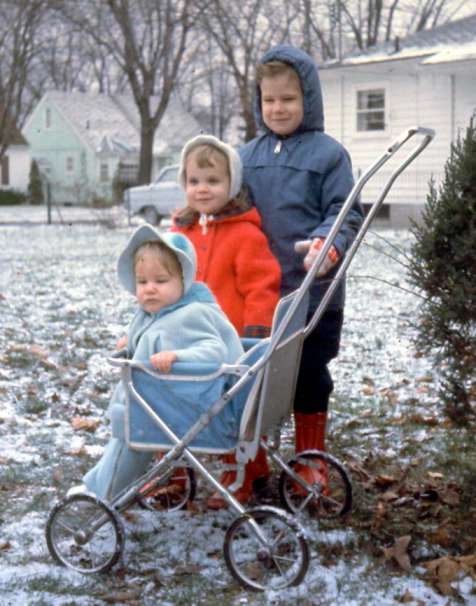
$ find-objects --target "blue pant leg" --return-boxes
[83,437,153,501]
[294,309,344,413]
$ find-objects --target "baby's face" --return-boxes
[135,251,183,314]
[260,72,304,137]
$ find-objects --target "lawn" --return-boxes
[0,222,474,605]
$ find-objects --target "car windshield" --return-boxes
[156,167,178,183]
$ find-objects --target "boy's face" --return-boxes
[260,72,304,137]
[135,250,183,314]
[185,151,230,214]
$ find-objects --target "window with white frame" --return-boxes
[45,108,51,129]
[100,162,109,182]
[356,88,385,131]
[66,156,74,173]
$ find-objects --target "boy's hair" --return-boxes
[175,143,250,224]
[133,241,182,279]
[256,60,303,91]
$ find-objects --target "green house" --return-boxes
[22,91,200,205]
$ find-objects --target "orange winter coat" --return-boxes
[172,207,281,336]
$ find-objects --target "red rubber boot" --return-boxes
[207,447,269,510]
[294,412,328,491]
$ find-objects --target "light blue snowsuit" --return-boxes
[83,226,243,500]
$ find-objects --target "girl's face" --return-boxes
[135,250,183,314]
[260,72,304,137]
[185,151,230,215]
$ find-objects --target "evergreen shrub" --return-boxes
[408,119,476,422]
[0,189,27,205]
[28,160,44,205]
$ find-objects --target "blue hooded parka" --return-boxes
[240,45,363,312]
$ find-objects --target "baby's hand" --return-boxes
[150,351,178,373]
[116,335,128,350]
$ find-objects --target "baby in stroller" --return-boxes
[69,224,244,501]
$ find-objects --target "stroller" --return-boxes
[45,126,434,591]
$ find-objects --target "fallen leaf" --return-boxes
[423,556,462,596]
[390,535,412,572]
[71,416,100,432]
[429,526,453,548]
[415,375,434,383]
[399,589,415,603]
[374,474,396,488]
[174,563,201,576]
[428,471,444,480]
[440,487,460,506]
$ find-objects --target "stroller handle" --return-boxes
[302,125,435,336]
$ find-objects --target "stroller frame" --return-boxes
[46,126,435,591]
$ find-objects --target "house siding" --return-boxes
[23,97,95,204]
[0,145,30,192]
[321,63,476,213]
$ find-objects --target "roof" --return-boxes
[323,13,476,68]
[34,91,200,156]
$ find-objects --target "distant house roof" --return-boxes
[38,91,200,156]
[323,13,476,68]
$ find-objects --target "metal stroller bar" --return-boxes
[256,126,435,350]
[304,126,435,336]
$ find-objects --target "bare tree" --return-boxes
[0,0,50,161]
[175,34,240,140]
[59,0,192,184]
[294,0,468,60]
[197,0,299,141]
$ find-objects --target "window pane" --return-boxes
[357,111,385,131]
[357,89,384,110]
[100,163,109,181]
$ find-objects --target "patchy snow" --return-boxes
[0,219,474,605]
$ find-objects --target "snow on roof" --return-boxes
[422,41,476,64]
[324,13,476,68]
[45,90,200,156]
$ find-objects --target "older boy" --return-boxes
[240,45,363,487]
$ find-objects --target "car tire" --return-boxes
[143,207,161,226]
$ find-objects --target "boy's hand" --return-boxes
[295,238,339,276]
[116,335,128,350]
[150,351,178,373]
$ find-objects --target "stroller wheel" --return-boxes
[137,466,196,512]
[46,493,124,574]
[279,450,352,518]
[223,506,309,591]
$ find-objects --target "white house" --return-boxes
[0,121,30,194]
[22,92,201,205]
[319,13,476,225]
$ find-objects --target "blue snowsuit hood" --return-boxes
[240,45,363,311]
[254,45,324,134]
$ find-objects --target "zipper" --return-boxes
[274,140,282,154]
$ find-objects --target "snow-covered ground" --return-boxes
[0,212,474,605]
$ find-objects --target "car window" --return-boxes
[157,167,179,183]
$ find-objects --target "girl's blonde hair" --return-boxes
[133,241,182,279]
